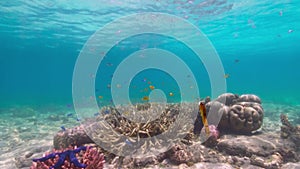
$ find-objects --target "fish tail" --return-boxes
[199,102,210,136]
[204,124,210,136]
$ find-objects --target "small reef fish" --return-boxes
[66,113,73,117]
[94,112,100,116]
[224,74,230,79]
[125,139,133,146]
[61,126,66,131]
[98,95,103,99]
[199,102,210,136]
[142,96,150,101]
[106,62,113,67]
[116,84,122,88]
[149,85,155,90]
[123,111,129,116]
[169,92,174,96]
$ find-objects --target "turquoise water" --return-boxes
[1,0,300,108]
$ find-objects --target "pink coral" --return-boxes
[202,125,220,147]
[208,125,220,139]
[30,146,104,169]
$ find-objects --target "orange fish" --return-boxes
[199,102,210,136]
[142,96,149,101]
[149,85,155,90]
[224,74,230,79]
[116,84,121,88]
[169,92,174,96]
[98,95,103,99]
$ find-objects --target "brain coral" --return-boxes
[206,93,264,134]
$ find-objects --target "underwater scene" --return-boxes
[0,0,300,168]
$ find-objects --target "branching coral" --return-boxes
[100,103,180,139]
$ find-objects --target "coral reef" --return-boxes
[166,144,192,165]
[30,146,104,169]
[250,153,283,169]
[206,93,264,134]
[101,103,180,138]
[201,125,220,147]
[108,104,175,142]
[12,96,300,169]
[135,102,151,111]
[109,130,299,169]
[280,114,300,148]
[53,125,93,149]
[53,103,198,157]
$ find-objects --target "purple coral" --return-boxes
[30,146,104,169]
[208,125,220,139]
[202,125,220,147]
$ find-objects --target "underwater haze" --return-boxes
[0,0,299,106]
[1,1,300,168]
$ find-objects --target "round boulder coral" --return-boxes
[206,93,264,134]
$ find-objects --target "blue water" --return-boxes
[0,0,300,107]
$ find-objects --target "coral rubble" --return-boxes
[280,114,300,148]
[37,95,300,169]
